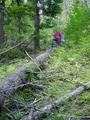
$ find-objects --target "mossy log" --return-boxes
[0,51,50,109]
[21,82,90,120]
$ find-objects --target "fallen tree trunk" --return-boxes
[0,51,50,108]
[21,82,90,120]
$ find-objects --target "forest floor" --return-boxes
[0,34,90,120]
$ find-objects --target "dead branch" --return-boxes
[0,38,33,56]
[11,82,45,91]
[3,105,17,119]
[25,50,42,73]
[20,81,90,120]
[0,41,24,56]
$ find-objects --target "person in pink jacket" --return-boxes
[52,32,65,47]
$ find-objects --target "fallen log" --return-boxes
[20,82,90,120]
[0,51,50,109]
[67,115,90,120]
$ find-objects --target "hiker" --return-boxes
[52,32,65,47]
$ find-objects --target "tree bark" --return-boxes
[0,51,50,109]
[0,0,5,48]
[34,0,40,51]
[20,82,90,120]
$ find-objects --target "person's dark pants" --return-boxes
[52,39,61,47]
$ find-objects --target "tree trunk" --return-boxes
[62,0,75,22]
[0,1,5,48]
[0,51,50,109]
[15,0,22,40]
[34,0,40,51]
[20,82,90,120]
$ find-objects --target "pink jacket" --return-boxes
[54,32,62,41]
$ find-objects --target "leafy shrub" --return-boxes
[64,3,90,46]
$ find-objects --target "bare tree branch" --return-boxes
[20,81,90,120]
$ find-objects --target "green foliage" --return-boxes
[5,0,11,7]
[42,43,90,119]
[0,59,27,79]
[4,1,34,50]
[0,112,10,120]
[0,1,90,120]
[41,115,65,120]
[9,4,31,18]
[26,67,36,81]
[7,48,24,59]
[64,3,90,45]
[40,16,56,28]
[43,13,90,117]
[80,35,90,58]
[44,0,62,17]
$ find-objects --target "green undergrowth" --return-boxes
[0,4,90,120]
[41,36,90,119]
[0,59,28,80]
[41,91,90,120]
[0,34,90,120]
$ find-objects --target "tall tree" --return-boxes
[33,0,62,51]
[33,0,40,51]
[0,0,5,48]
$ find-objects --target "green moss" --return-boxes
[0,59,28,80]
